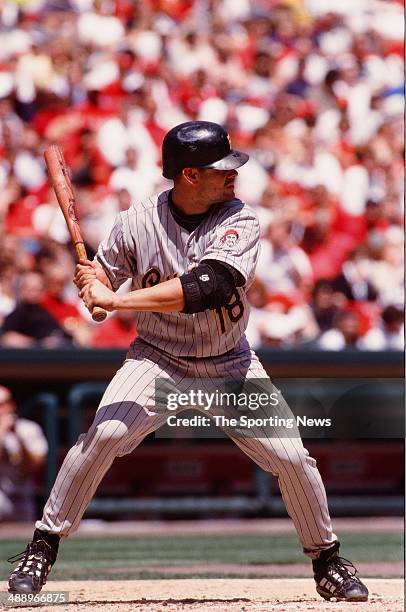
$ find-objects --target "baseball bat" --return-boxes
[44,145,107,322]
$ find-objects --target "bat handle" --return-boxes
[75,242,108,323]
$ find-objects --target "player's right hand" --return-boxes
[80,279,117,312]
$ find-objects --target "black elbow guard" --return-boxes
[180,262,235,313]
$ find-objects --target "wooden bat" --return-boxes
[44,145,107,322]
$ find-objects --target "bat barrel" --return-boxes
[44,145,108,324]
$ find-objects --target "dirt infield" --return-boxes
[5,579,403,612]
[98,561,403,578]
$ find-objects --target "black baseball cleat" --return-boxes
[7,529,59,594]
[313,541,368,602]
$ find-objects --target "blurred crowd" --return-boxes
[0,0,403,350]
[0,385,47,520]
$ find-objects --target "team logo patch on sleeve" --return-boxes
[219,229,239,249]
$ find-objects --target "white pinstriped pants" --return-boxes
[37,339,337,558]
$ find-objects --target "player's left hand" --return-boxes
[80,280,117,312]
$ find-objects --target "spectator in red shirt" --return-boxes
[41,266,91,346]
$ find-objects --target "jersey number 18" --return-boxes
[214,289,244,334]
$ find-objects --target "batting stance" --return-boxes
[8,122,368,602]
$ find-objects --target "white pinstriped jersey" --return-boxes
[95,190,260,357]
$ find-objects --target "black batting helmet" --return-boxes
[162,121,249,179]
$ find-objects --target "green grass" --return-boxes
[0,533,403,581]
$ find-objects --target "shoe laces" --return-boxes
[328,555,358,583]
[7,541,52,580]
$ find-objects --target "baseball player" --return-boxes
[8,121,368,602]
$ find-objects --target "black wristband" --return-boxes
[180,275,203,313]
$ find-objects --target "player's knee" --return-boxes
[98,421,129,444]
[84,421,129,451]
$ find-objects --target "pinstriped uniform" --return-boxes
[37,190,337,557]
[95,190,259,357]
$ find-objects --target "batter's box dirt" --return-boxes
[4,578,403,612]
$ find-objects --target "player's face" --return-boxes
[198,168,238,204]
